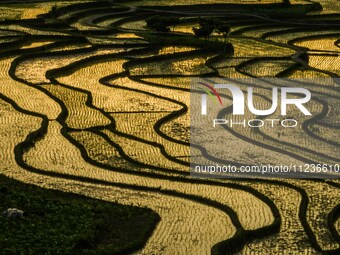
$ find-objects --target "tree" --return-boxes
[192,17,230,43]
[216,24,230,40]
[192,17,215,41]
[192,26,213,41]
[166,16,180,32]
[216,23,230,53]
[146,15,180,33]
[151,22,170,33]
[146,15,161,27]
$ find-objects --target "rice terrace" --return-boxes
[0,0,339,254]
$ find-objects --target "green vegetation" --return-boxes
[192,18,230,42]
[142,16,232,52]
[137,30,221,50]
[191,18,230,53]
[0,174,159,255]
[146,15,180,33]
[192,18,214,41]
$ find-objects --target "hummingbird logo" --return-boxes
[198,82,222,115]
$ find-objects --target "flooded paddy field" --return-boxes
[0,0,339,254]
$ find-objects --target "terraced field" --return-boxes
[0,0,339,254]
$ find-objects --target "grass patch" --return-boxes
[0,174,159,255]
